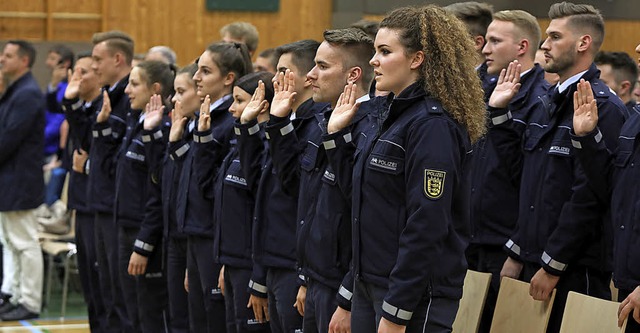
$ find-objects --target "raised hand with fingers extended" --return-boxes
[572,79,599,137]
[144,94,165,130]
[270,70,297,118]
[169,101,188,142]
[240,80,270,124]
[327,83,361,134]
[64,68,82,100]
[489,60,522,109]
[96,90,112,123]
[198,95,212,132]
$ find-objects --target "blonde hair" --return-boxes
[380,5,486,142]
[493,10,541,59]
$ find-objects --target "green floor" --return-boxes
[40,261,88,321]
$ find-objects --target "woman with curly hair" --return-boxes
[325,5,485,333]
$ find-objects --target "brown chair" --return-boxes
[559,291,627,333]
[453,270,492,333]
[42,240,78,319]
[489,277,555,333]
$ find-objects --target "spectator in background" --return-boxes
[132,53,145,67]
[350,19,379,40]
[220,22,259,56]
[595,51,638,113]
[0,40,46,321]
[253,48,277,73]
[145,45,177,66]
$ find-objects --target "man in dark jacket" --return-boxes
[0,40,45,321]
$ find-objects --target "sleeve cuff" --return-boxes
[265,116,294,140]
[133,239,155,257]
[336,284,353,311]
[505,239,522,261]
[487,106,512,126]
[381,300,412,326]
[193,129,216,144]
[234,119,261,137]
[570,128,603,149]
[92,123,113,139]
[141,128,164,143]
[169,141,190,161]
[322,128,353,150]
[540,251,568,276]
[248,279,268,298]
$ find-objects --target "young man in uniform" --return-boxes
[492,3,628,332]
[595,51,638,113]
[471,10,548,332]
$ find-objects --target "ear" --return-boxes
[517,39,530,57]
[151,82,162,94]
[346,66,362,85]
[223,72,236,87]
[410,51,425,70]
[577,34,592,53]
[619,80,632,96]
[474,35,486,52]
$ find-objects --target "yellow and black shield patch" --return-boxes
[424,169,446,199]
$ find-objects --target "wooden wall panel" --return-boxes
[0,0,332,66]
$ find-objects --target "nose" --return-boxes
[306,66,317,81]
[540,37,551,51]
[482,42,490,56]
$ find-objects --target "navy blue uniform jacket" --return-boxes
[572,105,640,290]
[470,65,550,246]
[87,76,130,214]
[491,64,627,275]
[326,82,472,326]
[174,97,234,237]
[0,72,45,211]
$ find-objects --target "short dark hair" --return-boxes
[76,51,93,61]
[595,51,639,87]
[135,60,176,100]
[275,40,320,74]
[444,2,494,39]
[49,44,75,68]
[350,19,379,40]
[257,48,279,72]
[548,2,604,52]
[235,71,275,104]
[92,30,135,65]
[7,40,36,68]
[323,28,375,87]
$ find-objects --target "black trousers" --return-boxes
[522,262,611,333]
[187,235,226,333]
[266,267,303,333]
[75,210,107,332]
[224,266,271,333]
[94,212,132,332]
[118,226,169,333]
[303,278,338,333]
[466,244,507,333]
[351,280,459,333]
[167,236,189,333]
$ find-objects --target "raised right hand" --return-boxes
[143,94,165,130]
[64,68,82,100]
[96,91,111,123]
[327,83,360,134]
[169,101,188,142]
[197,95,212,132]
[240,80,270,124]
[572,79,598,137]
[488,61,522,109]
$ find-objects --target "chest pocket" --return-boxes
[125,140,147,168]
[523,123,546,151]
[301,141,321,172]
[547,127,573,158]
[366,137,405,175]
[615,137,635,167]
[224,159,248,189]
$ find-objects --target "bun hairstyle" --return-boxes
[235,71,275,103]
[206,42,253,84]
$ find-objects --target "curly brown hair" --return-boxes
[380,5,487,142]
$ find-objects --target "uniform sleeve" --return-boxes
[62,97,93,152]
[336,269,354,311]
[542,101,624,275]
[323,127,358,199]
[90,101,128,180]
[0,88,45,165]
[570,127,614,199]
[382,118,467,326]
[134,122,170,257]
[487,106,527,185]
[235,119,265,194]
[191,118,234,200]
[264,115,305,196]
[248,263,268,298]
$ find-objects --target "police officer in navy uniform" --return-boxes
[75,30,134,332]
[325,6,486,332]
[572,51,640,333]
[276,28,374,333]
[64,52,107,332]
[492,3,628,332]
[214,71,274,333]
[173,42,251,333]
[470,10,549,332]
[236,40,326,333]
